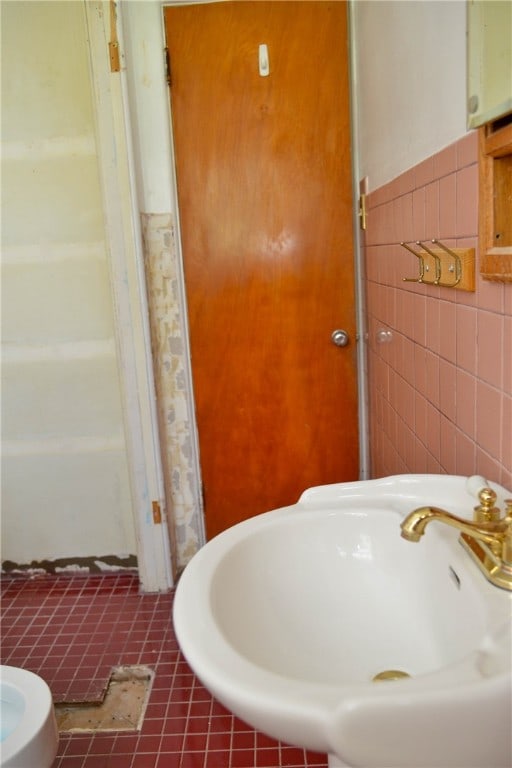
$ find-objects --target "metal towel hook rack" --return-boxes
[400,239,469,289]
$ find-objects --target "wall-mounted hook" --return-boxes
[258,44,270,77]
[400,241,425,282]
[399,239,475,291]
[431,239,462,287]
[417,241,442,284]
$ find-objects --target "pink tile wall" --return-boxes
[364,131,512,490]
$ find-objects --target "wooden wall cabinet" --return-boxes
[479,119,512,282]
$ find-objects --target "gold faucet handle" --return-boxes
[474,487,500,523]
[502,505,512,566]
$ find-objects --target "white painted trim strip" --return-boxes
[84,0,173,591]
[348,0,370,481]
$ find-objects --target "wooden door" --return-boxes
[164,1,359,539]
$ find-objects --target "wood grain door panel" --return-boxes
[165,1,358,538]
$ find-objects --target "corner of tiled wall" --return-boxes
[364,131,512,490]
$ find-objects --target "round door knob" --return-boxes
[331,329,349,347]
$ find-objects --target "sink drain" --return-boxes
[372,669,411,682]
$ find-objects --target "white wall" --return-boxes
[1,1,136,567]
[352,0,468,191]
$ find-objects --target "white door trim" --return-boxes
[84,1,173,591]
[120,0,207,565]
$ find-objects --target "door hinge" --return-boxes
[108,0,121,73]
[358,176,369,231]
[165,47,171,87]
[152,500,162,525]
[109,41,120,72]
[358,193,367,231]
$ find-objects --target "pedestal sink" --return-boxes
[173,474,512,768]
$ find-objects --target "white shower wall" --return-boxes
[1,1,136,568]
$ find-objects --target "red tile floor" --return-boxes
[0,574,328,768]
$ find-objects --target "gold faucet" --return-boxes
[400,487,512,591]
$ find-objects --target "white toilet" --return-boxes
[1,665,58,768]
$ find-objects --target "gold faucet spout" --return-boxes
[401,489,512,591]
[400,506,507,547]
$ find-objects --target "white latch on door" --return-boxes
[258,44,270,77]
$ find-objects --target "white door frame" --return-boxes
[97,0,368,575]
[347,0,370,479]
[84,1,173,592]
[120,0,207,566]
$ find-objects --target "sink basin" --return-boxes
[173,474,512,768]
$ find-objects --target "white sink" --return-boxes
[173,474,512,768]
